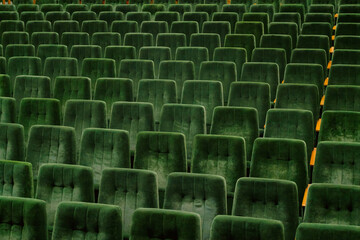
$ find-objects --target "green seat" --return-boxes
[275,83,320,124]
[126,12,151,27]
[222,4,246,20]
[26,20,52,36]
[296,223,360,240]
[280,4,305,24]
[339,4,360,13]
[90,4,113,16]
[202,21,231,46]
[159,104,206,159]
[0,74,10,97]
[124,32,153,56]
[20,11,44,25]
[154,12,180,30]
[224,34,256,61]
[43,57,78,90]
[0,97,15,123]
[228,82,271,130]
[304,13,333,25]
[7,56,42,88]
[297,35,330,61]
[70,45,102,74]
[252,48,287,80]
[190,33,220,61]
[40,4,63,15]
[36,164,94,234]
[65,4,88,15]
[99,11,125,27]
[142,4,166,19]
[137,79,177,123]
[0,20,24,41]
[37,44,68,65]
[309,4,334,14]
[212,12,239,34]
[199,61,236,103]
[71,10,96,26]
[94,77,133,120]
[318,111,360,143]
[273,13,301,32]
[213,47,246,82]
[328,64,360,85]
[45,11,70,24]
[79,128,130,189]
[110,102,154,152]
[156,33,186,58]
[130,208,201,240]
[15,4,38,13]
[332,49,360,65]
[0,196,47,240]
[31,32,59,50]
[334,36,360,50]
[0,57,5,74]
[313,142,360,185]
[26,125,76,182]
[1,31,29,50]
[99,168,158,238]
[323,85,360,112]
[195,4,218,19]
[168,4,192,19]
[52,201,122,240]
[0,5,16,11]
[139,46,171,77]
[290,48,327,78]
[264,109,314,159]
[170,21,199,46]
[181,80,223,125]
[140,20,169,43]
[260,34,292,63]
[105,46,136,71]
[211,107,259,161]
[63,100,107,150]
[337,13,360,23]
[4,44,35,59]
[53,20,80,37]
[159,60,196,101]
[115,4,138,15]
[0,11,19,21]
[269,22,298,50]
[81,58,116,91]
[257,0,279,12]
[81,20,108,37]
[183,12,209,32]
[232,178,298,240]
[0,123,25,161]
[335,23,360,36]
[210,216,285,240]
[111,20,139,43]
[235,21,264,47]
[118,59,154,99]
[243,13,269,34]
[164,172,226,240]
[91,32,121,57]
[250,4,274,23]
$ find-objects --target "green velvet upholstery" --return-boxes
[0,20,24,42]
[296,223,360,240]
[5,44,35,59]
[195,4,218,19]
[140,21,169,42]
[156,33,186,59]
[0,74,11,97]
[111,20,139,43]
[98,168,158,238]
[168,4,192,19]
[328,64,360,86]
[304,183,360,225]
[190,33,220,61]
[137,79,176,123]
[0,97,15,123]
[24,20,49,38]
[210,215,285,240]
[268,23,298,49]
[301,23,332,45]
[7,56,42,87]
[20,11,45,25]
[26,125,76,182]
[1,31,29,50]
[235,21,264,47]
[213,47,247,81]
[183,12,209,33]
[31,32,59,50]
[36,163,94,233]
[0,12,18,22]
[228,82,271,129]
[191,134,246,193]
[323,85,360,112]
[45,11,70,24]
[334,36,360,50]
[0,57,4,74]
[37,44,68,65]
[335,23,360,36]
[212,12,238,34]
[124,33,153,57]
[252,48,287,80]
[290,49,327,78]
[40,4,63,15]
[273,13,301,32]
[90,4,114,16]
[81,58,116,91]
[43,57,78,90]
[110,102,154,152]
[304,13,333,26]
[99,12,125,28]
[275,83,320,124]
[243,13,269,34]
[130,208,201,240]
[0,5,16,11]
[297,35,330,61]
[202,21,231,46]
[52,201,122,240]
[250,4,274,24]
[81,20,108,38]
[0,159,32,197]
[280,4,305,24]
[0,196,47,240]
[139,46,171,77]
[115,4,138,15]
[174,47,206,81]
[104,46,136,71]
[159,104,206,159]
[332,49,360,65]
[318,110,360,142]
[0,123,25,161]
[260,34,292,63]
[79,128,130,189]
[53,20,80,38]
[91,32,121,57]
[70,45,102,74]
[170,21,199,46]
[232,178,298,240]
[257,0,279,12]
[222,4,246,20]
[126,12,151,27]
[154,12,180,28]
[337,13,360,23]
[164,172,227,240]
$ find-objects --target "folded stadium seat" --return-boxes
[194,4,218,19]
[15,4,38,14]
[252,48,287,80]
[0,58,5,74]
[164,172,226,240]
[111,20,139,43]
[139,46,171,77]
[301,22,332,46]
[170,21,199,46]
[264,109,314,160]
[140,21,169,44]
[332,49,360,65]
[124,32,153,57]
[183,12,209,34]
[168,4,192,19]
[98,169,158,238]
[130,208,201,240]
[142,4,166,20]
[40,4,63,15]
[156,33,186,58]
[291,48,327,78]
[126,12,151,28]
[224,34,256,61]
[268,22,298,52]
[280,4,305,24]
[235,21,264,47]
[273,12,301,32]
[79,128,130,190]
[233,178,298,240]
[222,4,246,20]
[82,20,109,37]
[53,20,80,38]
[31,32,59,50]
[91,32,121,57]
[212,13,238,34]
[0,20,24,41]
[81,58,116,92]
[61,32,89,55]
[275,83,320,125]
[35,164,94,236]
[104,46,136,72]
[250,138,308,207]
[154,12,180,30]
[99,11,124,27]
[115,3,138,14]
[20,11,45,25]
[1,31,29,51]
[37,44,68,66]
[304,13,333,26]
[70,45,101,74]
[339,4,360,13]
[25,20,52,37]
[323,85,360,112]
[65,4,88,15]
[337,13,360,23]
[71,11,97,27]
[4,44,35,60]
[190,33,220,61]
[213,47,247,82]
[0,196,47,240]
[296,223,360,240]
[260,34,293,63]
[309,4,334,15]
[45,11,71,24]
[303,183,360,226]
[0,5,16,11]
[202,21,231,47]
[43,57,78,91]
[52,202,122,240]
[0,12,19,21]
[0,122,25,161]
[328,64,360,85]
[7,56,42,89]
[159,60,196,101]
[90,4,113,16]
[0,75,11,97]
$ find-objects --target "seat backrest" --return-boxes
[290,48,327,78]
[81,58,116,91]
[332,49,360,65]
[61,32,90,54]
[202,21,231,46]
[53,20,80,37]
[183,12,209,32]
[273,12,301,31]
[260,34,292,63]
[0,20,24,40]
[156,33,186,59]
[0,123,25,161]
[154,12,180,31]
[31,32,59,49]
[104,46,136,70]
[170,21,199,46]
[296,223,360,240]
[43,57,78,90]
[301,22,332,44]
[334,35,360,50]
[114,4,138,15]
[45,11,70,24]
[174,47,206,81]
[70,45,102,73]
[213,47,247,81]
[139,46,171,77]
[99,12,125,27]
[323,85,360,112]
[0,97,16,123]
[190,33,220,61]
[252,48,287,80]
[111,20,139,43]
[212,12,239,34]
[5,44,35,59]
[81,20,108,37]
[37,44,68,65]
[91,32,121,57]
[124,32,154,57]
[269,22,298,49]
[328,64,360,85]
[126,12,151,27]
[235,21,264,47]
[140,20,169,42]
[2,31,29,50]
[7,56,42,86]
[168,3,192,18]
[336,23,360,36]
[297,35,330,61]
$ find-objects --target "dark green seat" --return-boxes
[71,11,97,26]
[90,4,113,16]
[304,13,333,25]
[296,223,360,240]
[309,4,334,14]
[137,79,176,123]
[264,109,314,159]
[81,20,108,37]
[37,44,68,65]
[110,102,154,152]
[164,172,226,240]
[159,60,196,101]
[332,49,360,65]
[142,4,166,19]
[252,48,287,80]
[328,64,360,85]
[156,33,186,58]
[7,56,42,88]
[334,36,360,50]
[43,57,78,90]
[260,34,293,63]
[52,202,122,240]
[115,4,138,15]
[0,5,16,11]
[337,13,360,23]
[168,3,192,19]
[269,22,298,49]
[224,34,256,61]
[70,45,101,74]
[0,74,11,97]
[126,12,151,27]
[25,20,52,36]
[212,12,239,34]
[211,107,259,161]
[174,47,206,80]
[235,21,264,47]
[139,46,171,77]
[183,12,209,32]
[0,97,15,124]
[0,196,47,240]
[273,13,301,32]
[232,178,298,240]
[280,4,305,24]
[124,32,153,56]
[323,85,360,112]
[26,125,76,182]
[4,44,35,59]
[53,20,80,38]
[222,4,246,20]
[339,4,360,13]
[65,4,88,15]
[210,216,285,240]
[0,11,19,21]
[0,57,5,74]
[202,21,231,46]
[250,4,274,23]
[154,12,181,32]
[335,23,360,36]
[170,21,199,46]
[40,4,63,15]
[243,12,269,34]
[0,123,25,161]
[105,45,136,71]
[140,21,169,44]
[31,32,59,50]
[111,20,139,43]
[99,11,125,27]
[81,58,116,91]
[0,20,24,41]
[228,82,271,130]
[190,33,220,61]
[15,4,37,12]
[257,0,279,12]
[20,11,44,25]
[1,31,29,50]
[91,32,121,57]
[290,49,327,78]
[130,208,201,240]
[213,47,246,81]
[45,11,70,24]
[297,35,330,61]
[195,4,218,19]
